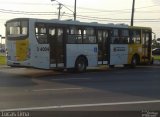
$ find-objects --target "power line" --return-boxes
[64,13,160,23]
[0,8,160,23]
[0,1,52,6]
[1,7,160,16]
[1,1,159,13]
[0,9,56,15]
[78,9,160,14]
[64,4,160,13]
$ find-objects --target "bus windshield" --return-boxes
[6,20,28,40]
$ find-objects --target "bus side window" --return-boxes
[130,30,141,44]
[35,23,48,44]
[48,27,56,43]
[83,28,96,44]
[57,28,63,43]
[49,28,55,36]
[67,28,75,43]
[142,32,150,47]
[76,29,82,43]
[112,29,119,44]
[21,21,28,35]
[121,29,129,44]
[67,27,82,44]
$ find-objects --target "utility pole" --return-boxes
[74,0,77,21]
[51,0,76,20]
[0,35,1,49]
[58,3,62,20]
[131,0,135,26]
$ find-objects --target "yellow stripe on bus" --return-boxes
[16,39,29,61]
[128,44,142,64]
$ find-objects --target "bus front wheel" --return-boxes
[75,57,87,72]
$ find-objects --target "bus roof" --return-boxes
[39,18,129,29]
[6,18,129,29]
[129,26,152,30]
[6,18,152,30]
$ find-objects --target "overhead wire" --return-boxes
[0,2,160,23]
[1,1,160,14]
[0,8,160,23]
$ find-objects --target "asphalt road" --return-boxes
[0,65,160,115]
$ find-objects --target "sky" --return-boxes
[0,0,160,43]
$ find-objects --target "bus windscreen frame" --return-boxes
[6,19,29,40]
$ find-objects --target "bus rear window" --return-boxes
[6,20,28,40]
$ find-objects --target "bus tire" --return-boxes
[150,57,154,65]
[131,55,139,68]
[75,57,87,72]
[109,65,114,68]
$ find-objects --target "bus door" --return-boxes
[97,30,109,65]
[33,23,50,69]
[142,30,151,62]
[49,27,65,68]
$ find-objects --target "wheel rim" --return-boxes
[77,61,85,71]
[133,58,137,65]
[76,58,86,72]
[132,57,137,66]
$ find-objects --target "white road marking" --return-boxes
[51,78,91,81]
[1,100,160,111]
[32,88,83,92]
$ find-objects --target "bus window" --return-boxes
[111,29,119,44]
[120,29,129,44]
[10,26,20,35]
[6,20,28,40]
[67,27,82,44]
[8,22,21,35]
[21,21,28,35]
[130,30,141,44]
[49,28,56,36]
[103,31,109,47]
[35,23,48,44]
[67,28,75,43]
[57,28,63,43]
[98,31,103,42]
[48,27,56,44]
[76,29,82,43]
[142,32,150,47]
[98,30,103,61]
[83,28,96,44]
[146,33,149,46]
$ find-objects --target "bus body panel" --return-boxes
[31,44,50,69]
[66,44,98,68]
[6,38,30,66]
[6,41,16,62]
[110,44,128,65]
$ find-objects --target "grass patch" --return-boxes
[153,55,160,60]
[0,54,6,65]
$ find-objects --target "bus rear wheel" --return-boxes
[131,55,139,68]
[75,57,87,72]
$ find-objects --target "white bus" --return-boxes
[5,18,153,72]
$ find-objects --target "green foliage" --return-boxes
[0,54,6,65]
[153,55,160,60]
